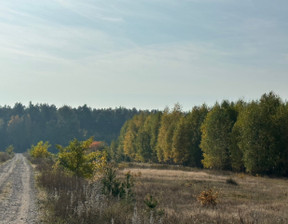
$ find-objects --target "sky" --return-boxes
[0,0,287,111]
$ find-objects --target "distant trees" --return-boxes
[115,92,288,176]
[0,103,140,153]
[117,104,207,167]
[2,93,288,176]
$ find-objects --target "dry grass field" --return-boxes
[119,164,288,223]
[34,159,288,224]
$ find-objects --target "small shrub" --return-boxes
[0,152,10,162]
[56,137,107,178]
[102,165,134,199]
[197,189,218,207]
[144,194,158,210]
[5,145,14,156]
[226,178,238,185]
[29,141,51,160]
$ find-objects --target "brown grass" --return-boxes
[32,158,288,224]
[119,167,288,223]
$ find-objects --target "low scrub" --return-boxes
[0,152,11,163]
[0,146,14,163]
[197,188,218,207]
[37,166,164,223]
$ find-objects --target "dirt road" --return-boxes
[0,154,38,223]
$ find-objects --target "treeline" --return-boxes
[114,92,288,176]
[0,103,140,152]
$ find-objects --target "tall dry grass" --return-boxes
[34,160,288,224]
[119,166,288,224]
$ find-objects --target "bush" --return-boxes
[29,141,51,160]
[56,137,107,178]
[197,189,218,207]
[144,194,158,210]
[0,145,14,163]
[0,152,10,162]
[38,164,137,224]
[101,165,134,199]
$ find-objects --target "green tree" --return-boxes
[156,104,183,163]
[116,122,130,161]
[135,130,151,162]
[200,101,237,170]
[229,100,246,171]
[142,112,162,162]
[56,137,107,178]
[117,113,149,161]
[6,115,26,152]
[236,92,288,175]
[172,105,208,166]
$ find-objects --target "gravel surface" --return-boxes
[0,154,38,224]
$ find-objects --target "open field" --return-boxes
[34,159,288,223]
[119,164,288,223]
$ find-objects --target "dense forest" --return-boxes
[0,103,140,153]
[1,92,288,176]
[114,92,288,176]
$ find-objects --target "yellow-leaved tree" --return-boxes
[56,137,107,178]
[29,141,51,159]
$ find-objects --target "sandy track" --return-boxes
[0,154,38,223]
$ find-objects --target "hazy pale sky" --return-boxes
[0,0,287,111]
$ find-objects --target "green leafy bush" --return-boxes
[56,137,107,178]
[29,141,51,159]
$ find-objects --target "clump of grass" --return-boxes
[197,188,218,207]
[226,177,238,185]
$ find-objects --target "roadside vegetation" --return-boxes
[15,92,288,222]
[0,145,14,163]
[27,137,288,223]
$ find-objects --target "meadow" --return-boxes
[116,163,288,223]
[36,161,288,224]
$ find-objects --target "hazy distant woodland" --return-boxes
[0,103,141,152]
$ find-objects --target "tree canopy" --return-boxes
[0,103,141,153]
[114,92,288,176]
